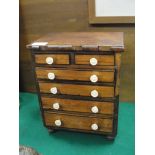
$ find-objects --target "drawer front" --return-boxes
[35,54,69,65]
[36,68,115,83]
[39,82,114,97]
[41,97,114,115]
[75,54,114,66]
[44,112,113,132]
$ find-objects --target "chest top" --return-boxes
[27,32,124,52]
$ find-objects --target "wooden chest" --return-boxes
[27,32,124,140]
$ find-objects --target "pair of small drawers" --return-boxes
[34,52,116,133]
[35,54,114,66]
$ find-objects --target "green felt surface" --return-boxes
[19,92,135,155]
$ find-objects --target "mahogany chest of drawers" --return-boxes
[27,32,124,140]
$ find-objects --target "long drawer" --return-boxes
[39,82,114,98]
[36,67,115,83]
[41,97,114,115]
[44,111,113,133]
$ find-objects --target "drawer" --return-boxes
[41,97,114,115]
[39,82,114,98]
[35,54,69,65]
[44,111,113,133]
[36,67,115,83]
[75,54,114,66]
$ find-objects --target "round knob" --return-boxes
[91,90,98,98]
[52,103,60,110]
[46,57,54,64]
[91,106,99,113]
[50,87,57,94]
[90,75,98,83]
[55,120,62,126]
[90,58,98,66]
[91,123,98,131]
[48,73,55,80]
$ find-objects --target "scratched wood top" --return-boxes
[27,32,124,52]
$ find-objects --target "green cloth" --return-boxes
[19,92,135,155]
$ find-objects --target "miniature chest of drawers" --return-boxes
[27,32,124,140]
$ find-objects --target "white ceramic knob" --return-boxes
[91,123,98,131]
[50,87,57,94]
[48,73,55,80]
[52,103,60,110]
[90,75,98,83]
[91,90,98,98]
[46,57,54,64]
[55,120,61,126]
[90,58,98,66]
[91,106,99,113]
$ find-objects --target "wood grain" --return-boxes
[27,32,124,51]
[35,54,69,65]
[75,54,114,66]
[39,82,114,97]
[36,67,114,82]
[44,111,113,132]
[41,97,114,115]
[115,53,121,95]
[35,65,115,69]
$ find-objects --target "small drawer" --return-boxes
[44,111,113,133]
[36,67,115,83]
[39,82,114,98]
[75,54,114,66]
[35,54,69,65]
[41,97,114,115]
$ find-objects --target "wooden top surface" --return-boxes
[27,32,124,52]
